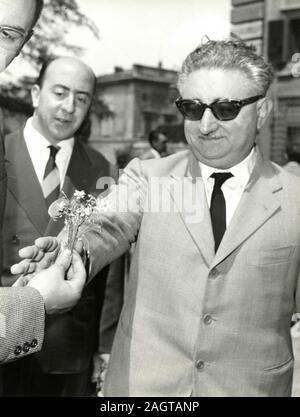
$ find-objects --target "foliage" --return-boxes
[0,0,113,125]
[21,0,99,70]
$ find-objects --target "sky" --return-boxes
[3,0,231,79]
[70,0,231,75]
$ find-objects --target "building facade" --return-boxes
[231,0,300,165]
[90,64,185,163]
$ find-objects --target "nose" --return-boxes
[198,107,218,135]
[62,94,75,114]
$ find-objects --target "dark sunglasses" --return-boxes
[175,95,264,122]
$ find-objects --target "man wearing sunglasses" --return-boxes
[14,40,300,397]
[0,0,86,368]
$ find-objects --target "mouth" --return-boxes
[55,118,73,124]
[199,136,225,141]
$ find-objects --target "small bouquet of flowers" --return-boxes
[48,190,98,251]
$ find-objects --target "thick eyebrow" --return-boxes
[52,84,92,97]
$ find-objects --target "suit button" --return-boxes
[12,235,20,245]
[23,342,30,353]
[14,346,22,356]
[209,268,219,279]
[203,314,213,325]
[30,339,38,349]
[196,360,205,371]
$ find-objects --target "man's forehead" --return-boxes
[182,67,254,98]
[43,60,95,93]
[0,0,36,31]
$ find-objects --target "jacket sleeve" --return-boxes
[0,287,45,363]
[296,268,300,315]
[79,157,146,281]
[98,255,125,353]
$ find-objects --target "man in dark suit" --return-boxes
[2,56,123,396]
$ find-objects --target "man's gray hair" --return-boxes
[178,39,274,96]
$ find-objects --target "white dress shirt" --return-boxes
[150,148,161,159]
[23,117,74,189]
[199,147,257,227]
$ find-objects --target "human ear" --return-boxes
[31,84,41,108]
[256,97,273,131]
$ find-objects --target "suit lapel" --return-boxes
[6,130,49,234]
[167,150,282,269]
[64,141,90,192]
[169,152,215,266]
[211,151,282,268]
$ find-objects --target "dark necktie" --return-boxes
[43,145,61,208]
[210,172,233,253]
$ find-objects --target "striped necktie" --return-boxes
[210,172,233,253]
[43,145,61,208]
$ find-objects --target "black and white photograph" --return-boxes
[0,0,299,400]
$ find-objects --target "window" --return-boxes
[143,112,158,136]
[267,13,300,69]
[288,126,300,147]
[289,17,300,57]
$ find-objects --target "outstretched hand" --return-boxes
[10,234,84,278]
[26,248,86,315]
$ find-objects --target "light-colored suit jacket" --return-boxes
[80,148,300,397]
[0,287,44,363]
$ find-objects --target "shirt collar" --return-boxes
[199,147,257,189]
[24,117,74,155]
[151,148,161,159]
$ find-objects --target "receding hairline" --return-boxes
[42,57,95,83]
[36,57,97,97]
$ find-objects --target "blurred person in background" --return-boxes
[284,144,300,177]
[139,129,169,160]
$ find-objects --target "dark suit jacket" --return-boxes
[2,128,123,373]
[0,131,6,395]
[0,132,6,276]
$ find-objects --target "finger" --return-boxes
[70,251,85,273]
[37,253,59,270]
[12,275,28,287]
[67,251,86,284]
[35,237,59,252]
[74,239,84,255]
[10,260,36,275]
[18,245,41,260]
[54,249,72,271]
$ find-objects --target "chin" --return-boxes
[197,152,232,168]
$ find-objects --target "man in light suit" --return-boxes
[0,0,86,372]
[2,56,124,397]
[15,40,300,397]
